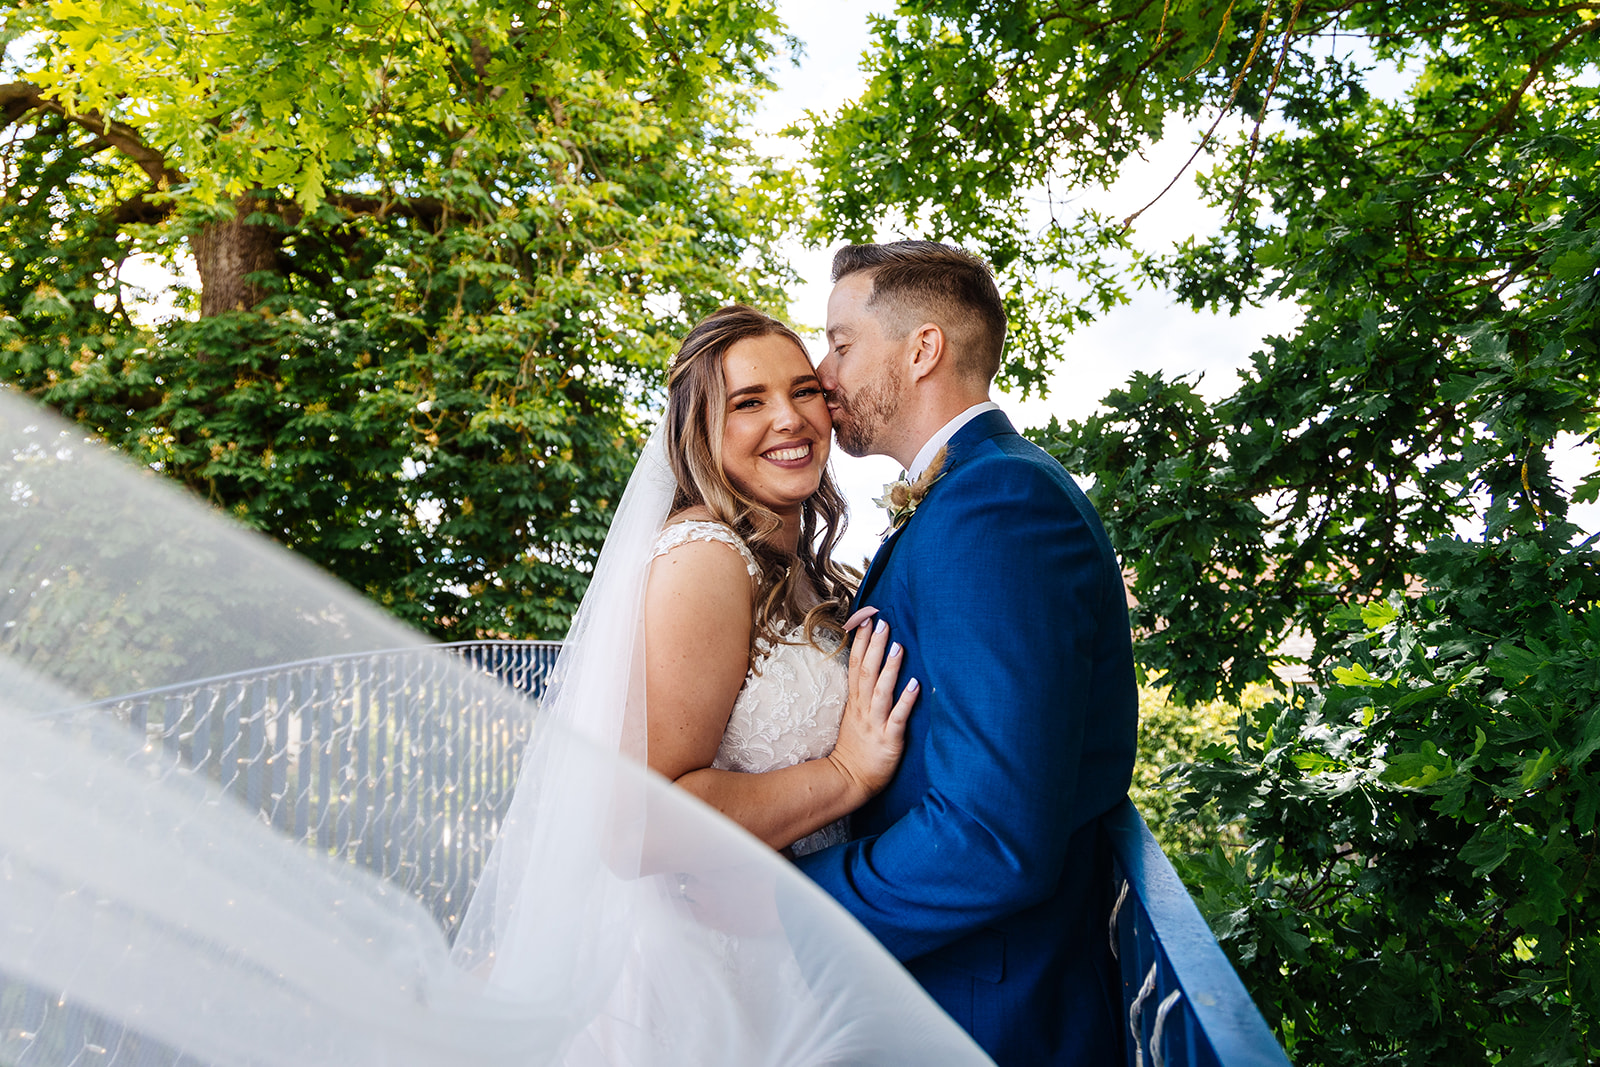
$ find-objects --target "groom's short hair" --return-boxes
[831,240,1007,383]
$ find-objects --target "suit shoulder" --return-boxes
[939,433,1116,558]
[945,432,1082,504]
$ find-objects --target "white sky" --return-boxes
[764,0,1597,564]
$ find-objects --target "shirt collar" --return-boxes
[907,401,1001,479]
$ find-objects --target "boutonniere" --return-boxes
[873,445,948,536]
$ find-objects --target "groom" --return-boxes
[796,241,1138,1064]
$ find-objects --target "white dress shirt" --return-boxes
[907,401,1001,479]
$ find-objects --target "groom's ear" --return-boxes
[906,323,945,383]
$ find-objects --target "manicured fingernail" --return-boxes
[844,607,879,630]
[906,678,920,691]
[890,642,902,657]
[874,619,887,634]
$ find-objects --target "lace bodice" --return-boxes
[650,520,849,857]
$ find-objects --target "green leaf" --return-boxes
[1359,600,1399,631]
[1380,741,1456,788]
[1521,747,1558,790]
[1333,663,1388,688]
[1570,704,1600,767]
[1551,250,1597,281]
[1460,821,1517,876]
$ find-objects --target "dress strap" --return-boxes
[651,520,761,580]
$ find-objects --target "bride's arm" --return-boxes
[643,538,913,851]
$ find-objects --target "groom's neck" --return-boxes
[886,387,992,470]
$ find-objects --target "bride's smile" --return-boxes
[762,441,813,465]
[718,332,833,528]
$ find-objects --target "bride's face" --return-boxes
[718,334,832,517]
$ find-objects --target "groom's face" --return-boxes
[820,272,907,459]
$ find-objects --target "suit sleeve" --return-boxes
[795,453,1114,961]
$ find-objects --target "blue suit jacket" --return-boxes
[796,410,1138,1065]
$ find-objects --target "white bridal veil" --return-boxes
[0,390,990,1066]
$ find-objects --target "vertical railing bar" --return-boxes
[317,662,334,852]
[454,667,472,930]
[245,677,267,811]
[1151,988,1184,1067]
[294,666,313,842]
[418,655,436,909]
[128,695,148,747]
[355,656,373,870]
[271,670,291,830]
[196,686,221,782]
[377,653,395,880]
[392,655,409,884]
[151,690,177,770]
[333,659,351,860]
[219,680,243,795]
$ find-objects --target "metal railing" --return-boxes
[1107,797,1292,1066]
[70,640,560,936]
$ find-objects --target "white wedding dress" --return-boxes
[650,520,850,857]
[0,398,992,1067]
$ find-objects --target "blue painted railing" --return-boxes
[28,641,1289,1066]
[1107,798,1292,1066]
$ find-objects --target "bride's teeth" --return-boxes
[766,444,811,461]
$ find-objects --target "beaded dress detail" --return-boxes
[650,520,849,857]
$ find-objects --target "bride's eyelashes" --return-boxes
[732,386,825,412]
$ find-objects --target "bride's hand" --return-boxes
[827,616,919,806]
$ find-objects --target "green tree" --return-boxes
[2,0,801,637]
[812,2,1600,1060]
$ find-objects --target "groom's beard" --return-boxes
[831,369,904,458]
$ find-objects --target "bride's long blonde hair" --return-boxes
[664,305,858,651]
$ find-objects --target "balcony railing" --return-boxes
[67,640,560,936]
[10,640,1290,1066]
[1108,798,1292,1066]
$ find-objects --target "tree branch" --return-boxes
[0,80,185,188]
[0,90,448,232]
[1228,0,1308,222]
[1121,1,1281,231]
[1463,16,1600,154]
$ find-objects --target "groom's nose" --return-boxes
[815,353,838,392]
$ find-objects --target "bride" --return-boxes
[642,304,916,855]
[463,304,935,1062]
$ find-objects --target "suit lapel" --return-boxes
[848,409,1017,611]
[852,523,906,610]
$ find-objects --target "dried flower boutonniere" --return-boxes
[873,445,948,536]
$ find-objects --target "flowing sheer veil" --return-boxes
[0,391,991,1066]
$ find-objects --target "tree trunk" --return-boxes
[192,196,280,317]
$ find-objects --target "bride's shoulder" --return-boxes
[652,511,760,580]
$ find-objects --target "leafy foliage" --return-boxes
[2,0,801,637]
[1178,542,1600,1063]
[820,1,1600,1059]
[1131,683,1266,856]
